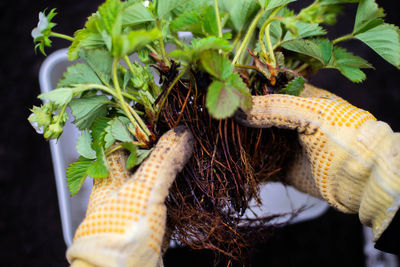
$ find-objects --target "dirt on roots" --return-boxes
[153,63,300,263]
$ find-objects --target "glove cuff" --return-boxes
[70,259,93,267]
[359,174,400,241]
[67,234,162,267]
[359,133,400,241]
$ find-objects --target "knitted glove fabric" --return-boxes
[236,84,400,241]
[66,126,194,267]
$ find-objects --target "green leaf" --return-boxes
[318,39,334,64]
[91,117,113,148]
[275,51,285,67]
[200,50,233,80]
[297,1,343,25]
[78,49,113,85]
[277,76,305,96]
[170,11,204,36]
[172,0,211,16]
[282,38,333,64]
[336,65,366,82]
[67,11,105,60]
[57,63,102,88]
[353,0,385,34]
[97,0,124,38]
[38,88,74,106]
[68,31,104,61]
[227,72,253,111]
[171,6,221,37]
[282,39,372,82]
[87,145,109,178]
[221,0,259,31]
[121,142,137,169]
[169,36,232,63]
[282,21,327,42]
[354,24,400,68]
[109,117,134,142]
[69,95,110,130]
[112,28,161,58]
[122,2,154,26]
[319,0,359,4]
[168,49,193,63]
[123,70,133,89]
[202,6,219,36]
[206,72,252,118]
[331,46,372,69]
[104,125,116,149]
[90,117,115,149]
[67,157,93,196]
[207,80,237,118]
[136,149,152,166]
[263,0,296,11]
[329,46,372,82]
[157,0,188,18]
[191,36,233,54]
[76,130,97,159]
[267,20,283,47]
[123,0,142,5]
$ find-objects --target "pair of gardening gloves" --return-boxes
[67,84,400,267]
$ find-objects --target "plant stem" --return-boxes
[50,32,74,41]
[155,68,187,121]
[295,63,309,73]
[265,23,276,66]
[74,83,140,104]
[112,59,150,141]
[333,33,354,45]
[105,142,144,156]
[105,145,123,156]
[234,64,260,72]
[214,0,223,38]
[259,21,272,61]
[258,7,284,66]
[56,104,68,124]
[171,35,185,49]
[156,20,171,67]
[146,44,158,55]
[232,31,242,52]
[122,92,141,102]
[124,55,136,75]
[126,104,151,136]
[80,84,118,98]
[232,9,265,65]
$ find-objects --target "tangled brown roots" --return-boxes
[154,64,298,262]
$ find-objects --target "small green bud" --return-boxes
[28,102,56,134]
[138,49,150,64]
[44,123,64,140]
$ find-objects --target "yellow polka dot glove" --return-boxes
[66,127,194,267]
[236,84,400,241]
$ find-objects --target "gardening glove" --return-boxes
[236,84,400,241]
[66,126,194,267]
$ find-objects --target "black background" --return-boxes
[0,0,399,266]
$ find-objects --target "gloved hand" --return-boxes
[66,126,194,267]
[236,84,400,241]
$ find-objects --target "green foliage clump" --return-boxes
[29,0,400,196]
